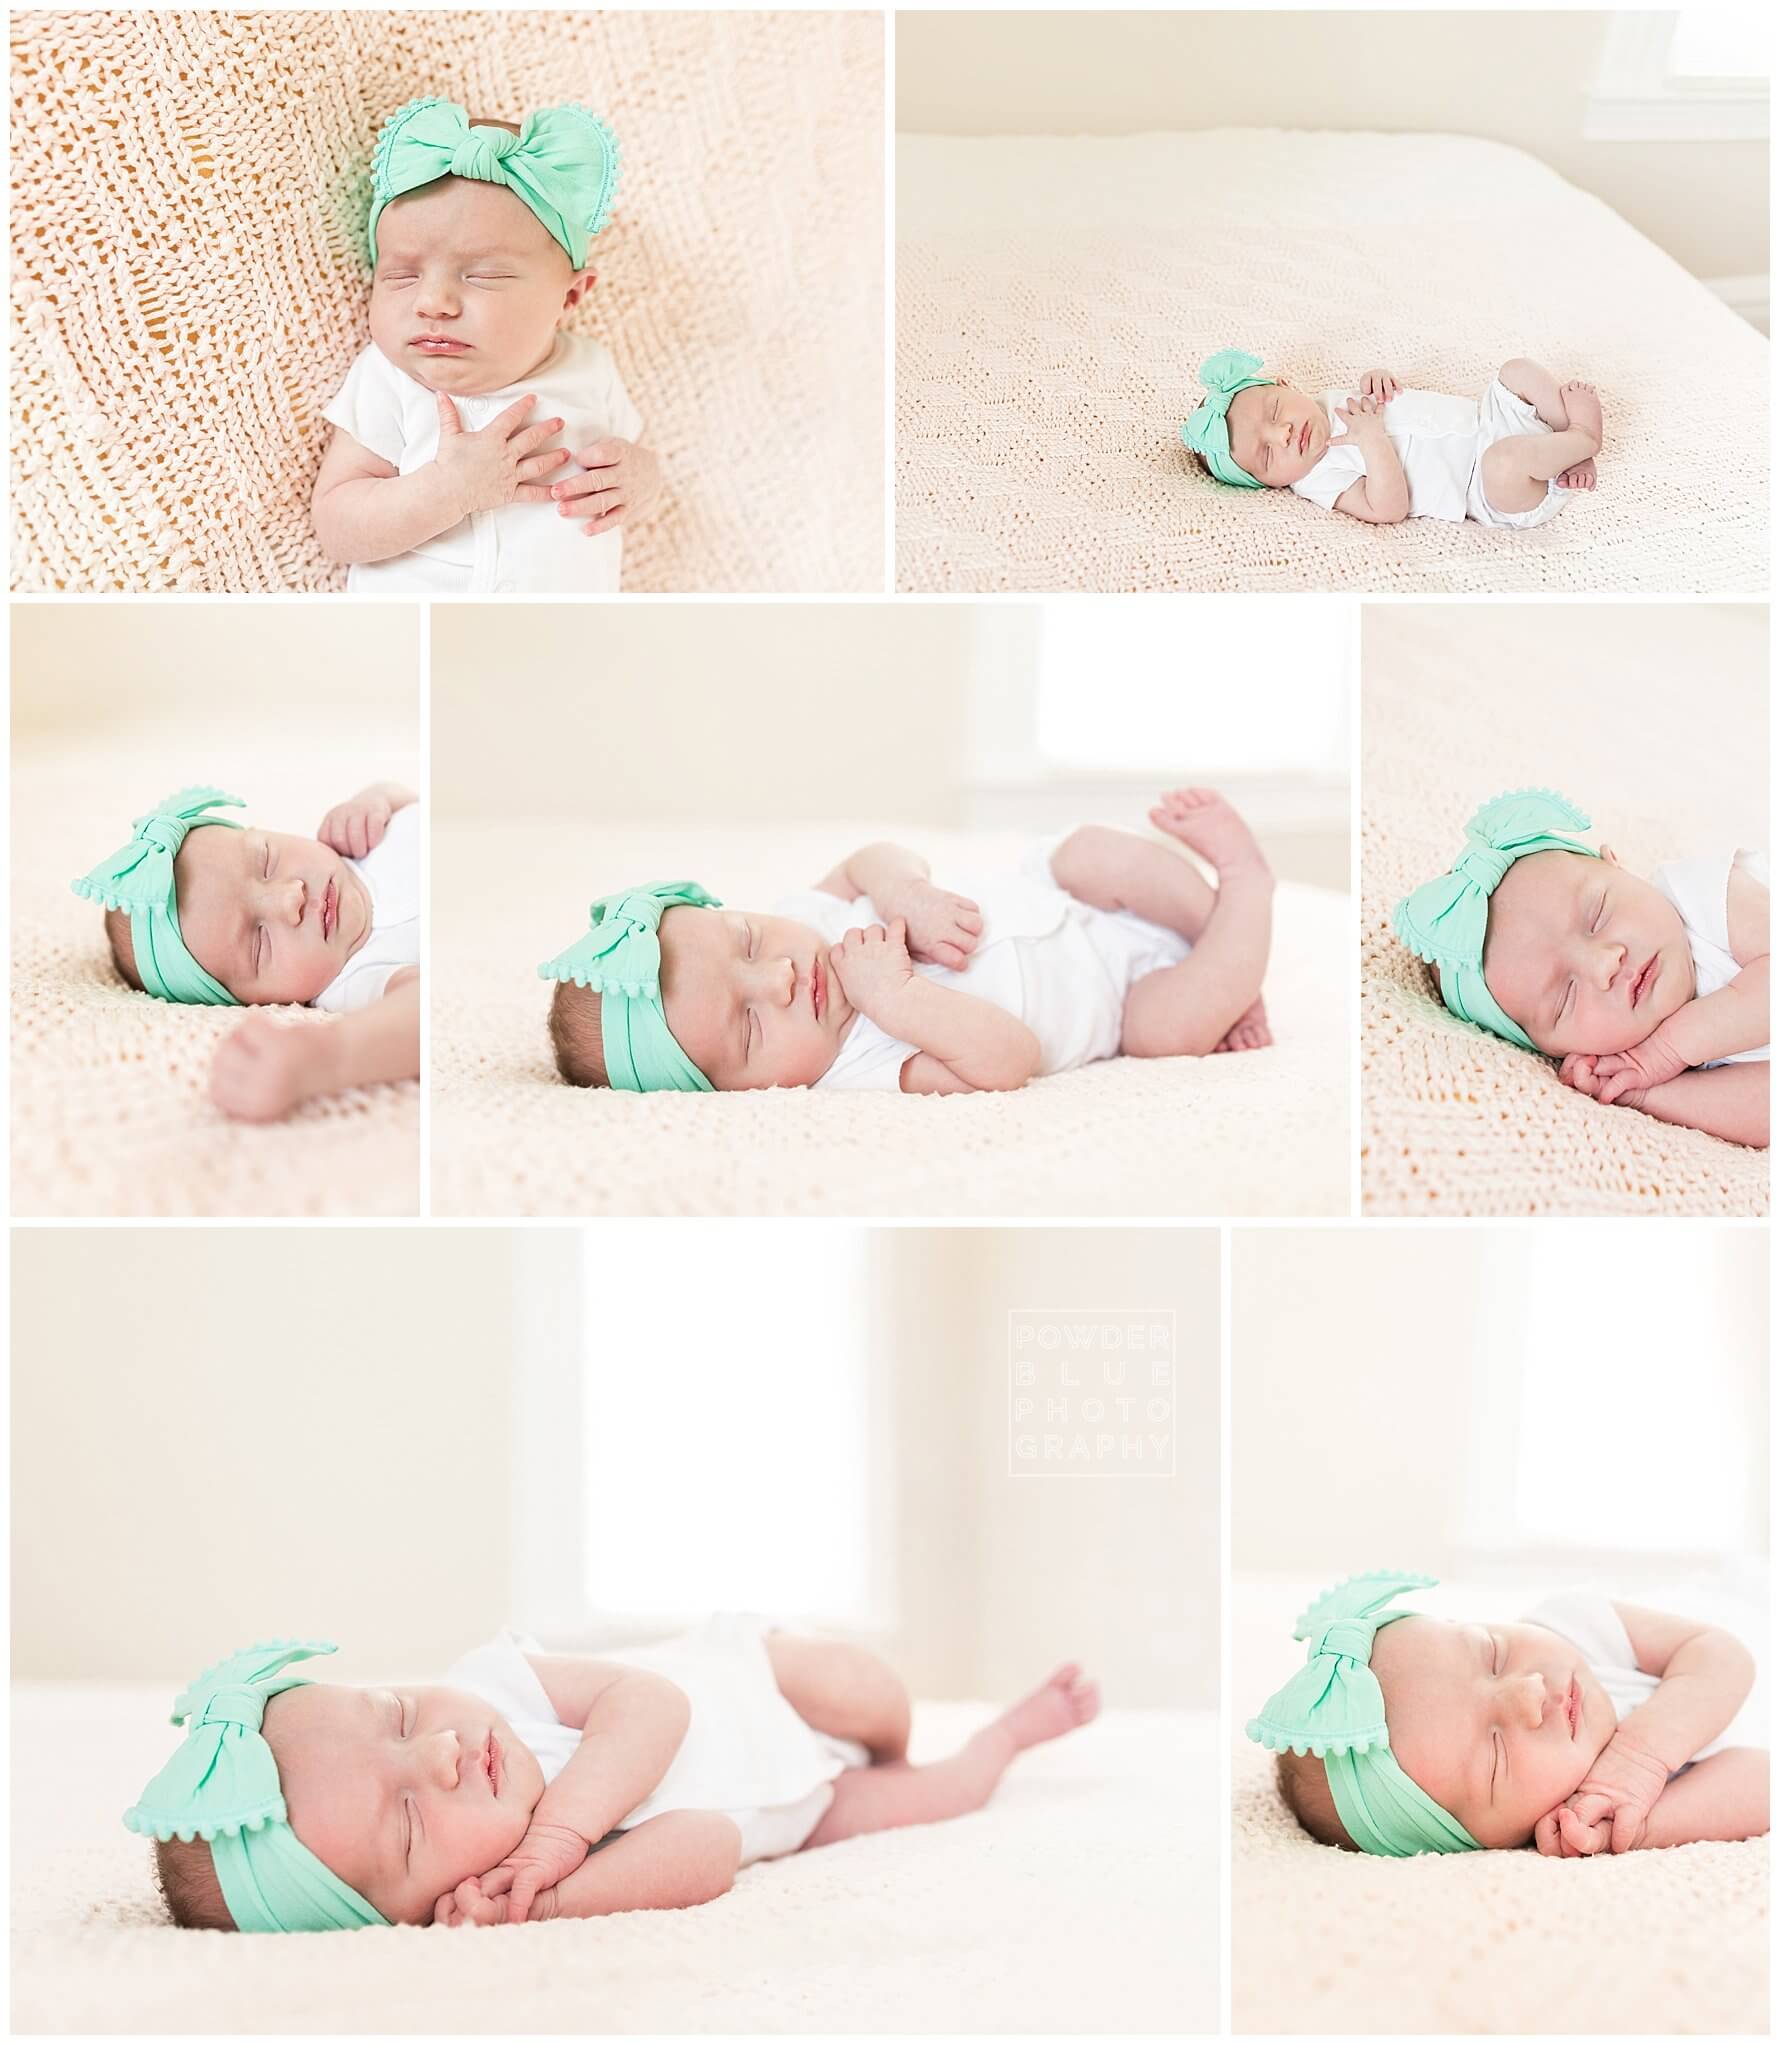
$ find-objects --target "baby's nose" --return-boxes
[1596,941,1627,990]
[1513,1673,1548,1728]
[278,878,307,926]
[425,1729,461,1789]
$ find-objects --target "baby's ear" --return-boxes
[1599,844,1620,867]
[562,269,596,311]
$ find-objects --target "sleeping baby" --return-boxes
[312,98,659,593]
[72,783,420,1122]
[1182,349,1600,529]
[1393,789,1768,1148]
[1251,1572,1768,1857]
[539,789,1274,1095]
[127,1618,1101,1929]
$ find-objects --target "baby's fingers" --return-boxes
[505,1872,541,1925]
[1533,1808,1565,1857]
[478,1865,516,1899]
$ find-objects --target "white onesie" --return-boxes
[443,1614,867,1866]
[1652,849,1769,1065]
[1290,376,1572,530]
[322,333,642,594]
[773,837,1191,1090]
[1524,1589,1762,1769]
[310,801,421,1015]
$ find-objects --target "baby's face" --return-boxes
[1482,850,1693,1056]
[370,177,591,396]
[1370,1616,1618,1849]
[266,1680,544,1926]
[175,824,372,1004]
[660,904,855,1090]
[1225,380,1329,487]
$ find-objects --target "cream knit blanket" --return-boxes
[897,129,1768,594]
[1362,604,1769,1217]
[433,821,1349,1217]
[11,9,883,593]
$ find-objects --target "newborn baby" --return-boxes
[1251,1573,1767,1857]
[72,783,421,1122]
[313,99,660,593]
[1182,349,1600,528]
[1395,789,1768,1148]
[541,790,1274,1095]
[129,1620,1102,1930]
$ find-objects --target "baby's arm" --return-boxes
[311,396,570,565]
[529,1811,740,1920]
[817,844,983,970]
[1641,1748,1769,1850]
[1328,395,1409,524]
[1562,1057,1768,1149]
[828,919,1039,1094]
[207,970,420,1122]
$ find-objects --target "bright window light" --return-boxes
[582,1224,877,1623]
[1036,599,1348,775]
[1667,6,1771,79]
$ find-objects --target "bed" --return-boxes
[11,738,419,1218]
[10,1684,1213,2034]
[1362,603,1768,1217]
[896,129,1768,594]
[1231,1577,1769,2035]
[430,820,1350,1217]
[10,9,883,594]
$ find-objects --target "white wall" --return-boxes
[896,10,1768,283]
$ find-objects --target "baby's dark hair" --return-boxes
[1274,1748,1358,1851]
[548,979,609,1088]
[152,1833,237,1930]
[103,908,144,991]
[1187,448,1213,479]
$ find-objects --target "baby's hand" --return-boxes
[318,786,395,860]
[1336,393,1389,441]
[432,392,570,518]
[1359,370,1402,404]
[1558,1051,1604,1098]
[550,437,663,538]
[477,1819,591,1925]
[1547,1731,1670,1856]
[433,1878,510,1928]
[1592,1034,1690,1104]
[1534,1796,1613,1858]
[828,918,918,1021]
[208,1015,326,1122]
[888,879,983,971]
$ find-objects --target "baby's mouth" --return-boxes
[483,1730,500,1794]
[1297,418,1310,457]
[1629,954,1658,1008]
[321,876,337,942]
[1566,1676,1580,1739]
[811,953,823,1023]
[412,335,471,355]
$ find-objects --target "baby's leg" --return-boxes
[1119,791,1273,1059]
[801,1665,1100,1849]
[1483,366,1603,511]
[765,1633,912,1763]
[1050,817,1269,1051]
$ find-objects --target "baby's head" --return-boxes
[128,1642,544,1932]
[1252,1574,1617,1857]
[75,789,372,1007]
[542,884,854,1093]
[366,99,619,396]
[1395,789,1693,1058]
[1181,348,1326,489]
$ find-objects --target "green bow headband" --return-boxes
[124,1641,387,1933]
[1247,1572,1481,1857]
[1180,348,1274,489]
[1393,788,1600,1053]
[71,787,245,1006]
[538,880,720,1093]
[369,97,620,269]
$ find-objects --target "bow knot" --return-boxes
[197,1683,269,1732]
[1451,839,1513,896]
[1308,1618,1375,1665]
[451,125,521,180]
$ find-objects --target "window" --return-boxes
[1587,9,1769,140]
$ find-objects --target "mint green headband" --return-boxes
[369,98,620,269]
[1248,1572,1481,1857]
[71,787,245,1006]
[539,881,720,1093]
[1393,788,1600,1053]
[1180,348,1274,489]
[124,1641,387,1934]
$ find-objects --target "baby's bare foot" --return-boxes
[1560,379,1602,453]
[990,1663,1102,1753]
[1214,997,1273,1053]
[1555,456,1597,491]
[1149,787,1271,881]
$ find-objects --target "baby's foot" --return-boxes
[1560,379,1602,453]
[1149,788,1271,881]
[1555,456,1597,491]
[1214,997,1273,1053]
[990,1663,1103,1753]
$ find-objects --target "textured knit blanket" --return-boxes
[11,9,883,593]
[1362,603,1769,1217]
[12,1685,1212,2034]
[13,737,419,1218]
[432,820,1349,1217]
[897,130,1768,593]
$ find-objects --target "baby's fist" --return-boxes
[208,1015,324,1123]
[897,880,984,971]
[319,787,395,860]
[434,1878,508,1928]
